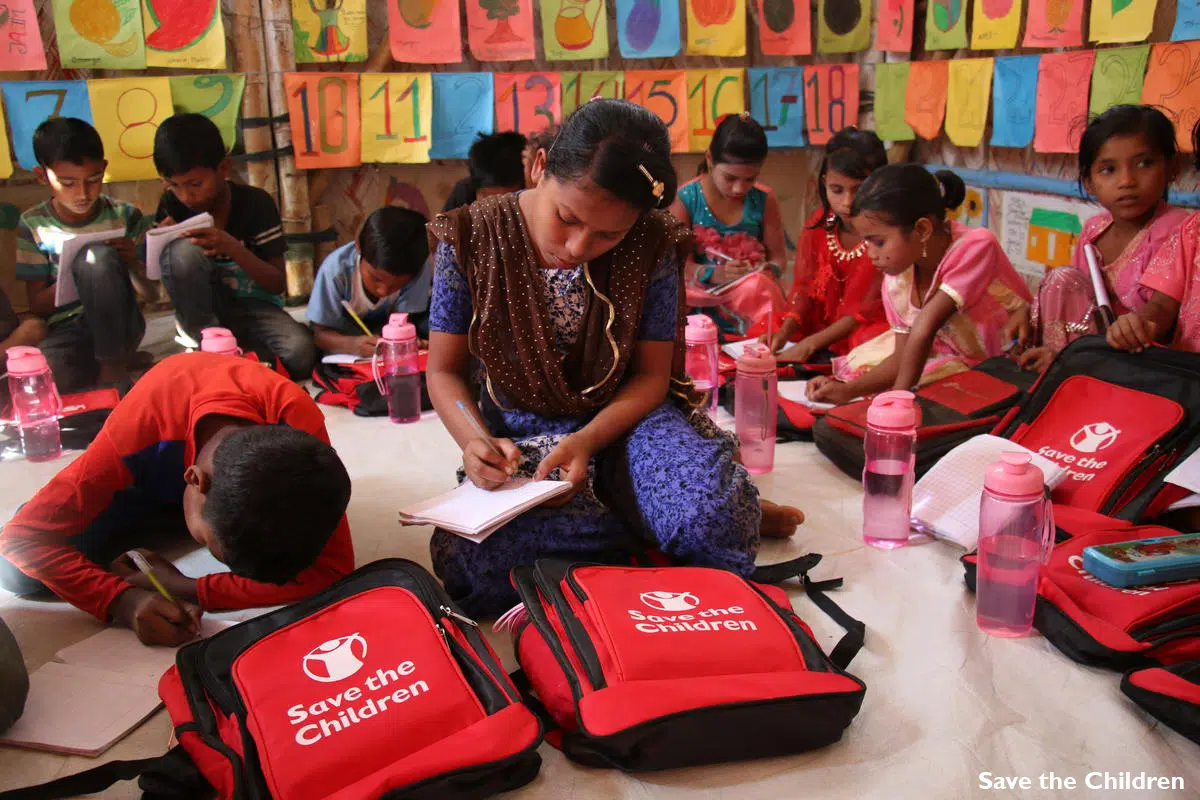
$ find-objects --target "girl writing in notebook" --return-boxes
[766,127,889,364]
[426,100,795,617]
[668,113,788,338]
[1019,105,1189,372]
[807,166,1032,405]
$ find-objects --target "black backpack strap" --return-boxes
[750,553,823,585]
[508,668,557,733]
[0,748,179,800]
[803,575,866,671]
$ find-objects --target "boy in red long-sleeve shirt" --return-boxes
[0,352,354,646]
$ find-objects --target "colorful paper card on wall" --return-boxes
[388,0,462,64]
[971,0,1022,50]
[562,71,624,116]
[686,0,746,56]
[495,72,561,135]
[803,63,859,146]
[293,0,367,63]
[169,75,246,151]
[1023,0,1083,48]
[925,1,966,51]
[991,55,1039,147]
[0,0,47,71]
[816,0,868,53]
[430,72,494,159]
[1142,41,1200,153]
[687,69,744,152]
[1034,50,1095,154]
[616,0,682,58]
[360,74,432,164]
[625,70,689,152]
[904,61,948,141]
[875,0,913,52]
[756,0,811,56]
[53,0,146,69]
[748,67,806,147]
[873,62,914,141]
[87,78,172,182]
[2,81,93,171]
[542,0,609,60]
[467,0,536,61]
[1089,45,1149,118]
[946,59,994,147]
[1090,0,1157,45]
[1172,2,1200,41]
[284,73,362,169]
[0,97,13,179]
[143,0,226,68]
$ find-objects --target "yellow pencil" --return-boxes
[340,300,373,337]
[128,550,180,605]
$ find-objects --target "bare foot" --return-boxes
[761,499,804,539]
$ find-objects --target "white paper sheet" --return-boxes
[54,229,125,307]
[145,213,214,279]
[398,478,572,542]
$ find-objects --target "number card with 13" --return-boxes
[494,73,561,136]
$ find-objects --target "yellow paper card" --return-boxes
[562,71,624,116]
[946,58,995,147]
[541,0,610,60]
[86,77,173,182]
[143,0,227,68]
[0,95,12,179]
[971,0,1022,50]
[687,69,744,152]
[686,0,747,57]
[1090,0,1157,44]
[360,73,432,164]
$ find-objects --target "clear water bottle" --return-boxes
[862,390,917,549]
[200,327,241,356]
[6,346,62,462]
[684,315,720,417]
[373,313,421,424]
[734,343,777,474]
[977,452,1053,638]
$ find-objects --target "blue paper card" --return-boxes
[991,56,1039,149]
[2,81,93,171]
[748,67,806,148]
[616,0,683,59]
[1172,2,1200,41]
[430,73,495,161]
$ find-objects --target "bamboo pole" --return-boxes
[230,0,278,201]
[259,0,313,300]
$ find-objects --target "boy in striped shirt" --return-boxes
[153,113,316,379]
[16,117,149,390]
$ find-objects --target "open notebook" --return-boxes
[0,619,228,757]
[777,380,851,412]
[54,229,125,307]
[911,434,1068,551]
[145,213,214,279]
[399,478,572,543]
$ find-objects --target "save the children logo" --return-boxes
[1070,422,1121,454]
[302,633,368,683]
[640,590,700,612]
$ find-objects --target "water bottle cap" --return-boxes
[684,314,718,345]
[200,327,234,340]
[866,390,917,429]
[382,312,416,341]
[735,342,776,374]
[984,451,1045,498]
[5,346,49,377]
[200,336,239,354]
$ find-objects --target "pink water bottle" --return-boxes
[684,315,720,417]
[200,327,241,356]
[862,391,917,549]
[977,452,1053,637]
[5,347,62,462]
[734,343,777,474]
[373,313,421,424]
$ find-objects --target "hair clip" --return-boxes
[638,164,665,204]
[739,110,752,122]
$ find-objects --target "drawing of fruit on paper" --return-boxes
[624,0,662,49]
[1045,0,1073,31]
[144,0,220,51]
[65,0,143,60]
[761,0,793,33]
[931,0,963,31]
[399,0,439,28]
[693,0,735,26]
[823,0,861,34]
[980,0,1013,17]
[1111,0,1133,12]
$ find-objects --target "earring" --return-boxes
[921,241,928,260]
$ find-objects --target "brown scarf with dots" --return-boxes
[429,193,699,418]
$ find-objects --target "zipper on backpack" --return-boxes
[1133,613,1200,643]
[748,585,832,673]
[512,566,586,700]
[532,564,607,691]
[436,622,511,713]
[565,566,589,602]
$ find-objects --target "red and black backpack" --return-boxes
[311,358,433,418]
[1121,660,1200,745]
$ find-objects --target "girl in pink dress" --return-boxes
[807,166,1032,405]
[1109,211,1200,353]
[1020,106,1189,372]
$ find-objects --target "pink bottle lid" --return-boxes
[685,315,718,345]
[382,313,416,341]
[5,346,49,377]
[736,343,776,375]
[200,327,234,341]
[866,390,917,430]
[984,451,1046,499]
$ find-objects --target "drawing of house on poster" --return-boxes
[1027,208,1081,268]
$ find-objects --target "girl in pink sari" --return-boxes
[1020,106,1188,372]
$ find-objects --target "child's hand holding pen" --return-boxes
[110,549,202,646]
[457,400,521,489]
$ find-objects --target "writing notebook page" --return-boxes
[54,229,125,306]
[54,619,232,686]
[145,213,213,278]
[778,380,838,411]
[399,479,571,534]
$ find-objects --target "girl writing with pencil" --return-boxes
[426,101,795,617]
